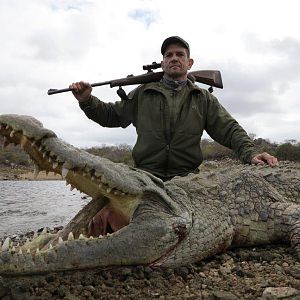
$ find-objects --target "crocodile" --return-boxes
[0,114,300,277]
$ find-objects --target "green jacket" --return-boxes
[80,80,257,179]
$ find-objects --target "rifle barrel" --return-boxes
[47,80,112,95]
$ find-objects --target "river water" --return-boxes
[0,180,90,237]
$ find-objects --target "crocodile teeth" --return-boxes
[94,172,102,179]
[68,232,74,241]
[9,130,15,137]
[2,237,11,251]
[49,244,53,249]
[27,249,31,254]
[58,237,64,244]
[53,162,58,169]
[33,166,40,179]
[5,125,9,130]
[11,246,16,253]
[3,136,10,148]
[106,188,112,193]
[62,166,70,179]
[18,248,23,255]
[79,234,86,240]
[36,248,40,254]
[101,175,108,184]
[70,185,75,191]
[31,140,36,147]
[41,227,47,234]
[20,135,28,149]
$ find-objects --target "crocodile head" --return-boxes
[0,114,193,276]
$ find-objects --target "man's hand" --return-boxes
[251,152,279,166]
[69,81,92,102]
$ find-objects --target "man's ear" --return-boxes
[188,58,194,70]
[161,60,165,71]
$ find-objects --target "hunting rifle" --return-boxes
[47,62,223,97]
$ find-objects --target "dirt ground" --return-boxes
[1,163,300,299]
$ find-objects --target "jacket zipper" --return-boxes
[162,96,171,177]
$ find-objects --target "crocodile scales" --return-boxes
[0,114,299,276]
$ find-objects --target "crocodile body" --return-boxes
[0,114,300,276]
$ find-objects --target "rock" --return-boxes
[10,288,30,300]
[219,265,232,276]
[162,267,174,278]
[174,266,190,279]
[262,287,300,299]
[289,266,300,279]
[0,277,9,298]
[63,295,81,300]
[212,290,239,299]
[45,274,56,283]
[120,267,132,277]
[260,280,270,288]
[55,285,67,297]
[0,284,9,298]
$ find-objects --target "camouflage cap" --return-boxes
[161,36,190,55]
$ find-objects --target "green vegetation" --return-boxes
[85,144,134,166]
[0,135,300,167]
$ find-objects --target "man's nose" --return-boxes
[170,55,179,61]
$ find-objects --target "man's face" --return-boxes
[161,43,194,80]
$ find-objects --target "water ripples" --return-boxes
[0,180,89,237]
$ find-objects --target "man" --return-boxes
[70,36,278,182]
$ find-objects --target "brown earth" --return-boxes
[0,164,61,181]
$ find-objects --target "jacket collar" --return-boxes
[143,78,202,95]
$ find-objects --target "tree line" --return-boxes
[0,135,299,166]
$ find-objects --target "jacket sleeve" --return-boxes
[79,93,135,128]
[204,91,258,164]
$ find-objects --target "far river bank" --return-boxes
[0,164,61,181]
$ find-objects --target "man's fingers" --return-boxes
[251,153,279,166]
[69,82,90,94]
[261,152,279,166]
[265,156,279,166]
[80,81,91,88]
[252,157,264,165]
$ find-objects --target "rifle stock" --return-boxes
[48,70,223,95]
[190,70,223,89]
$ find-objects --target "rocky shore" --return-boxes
[1,229,300,299]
